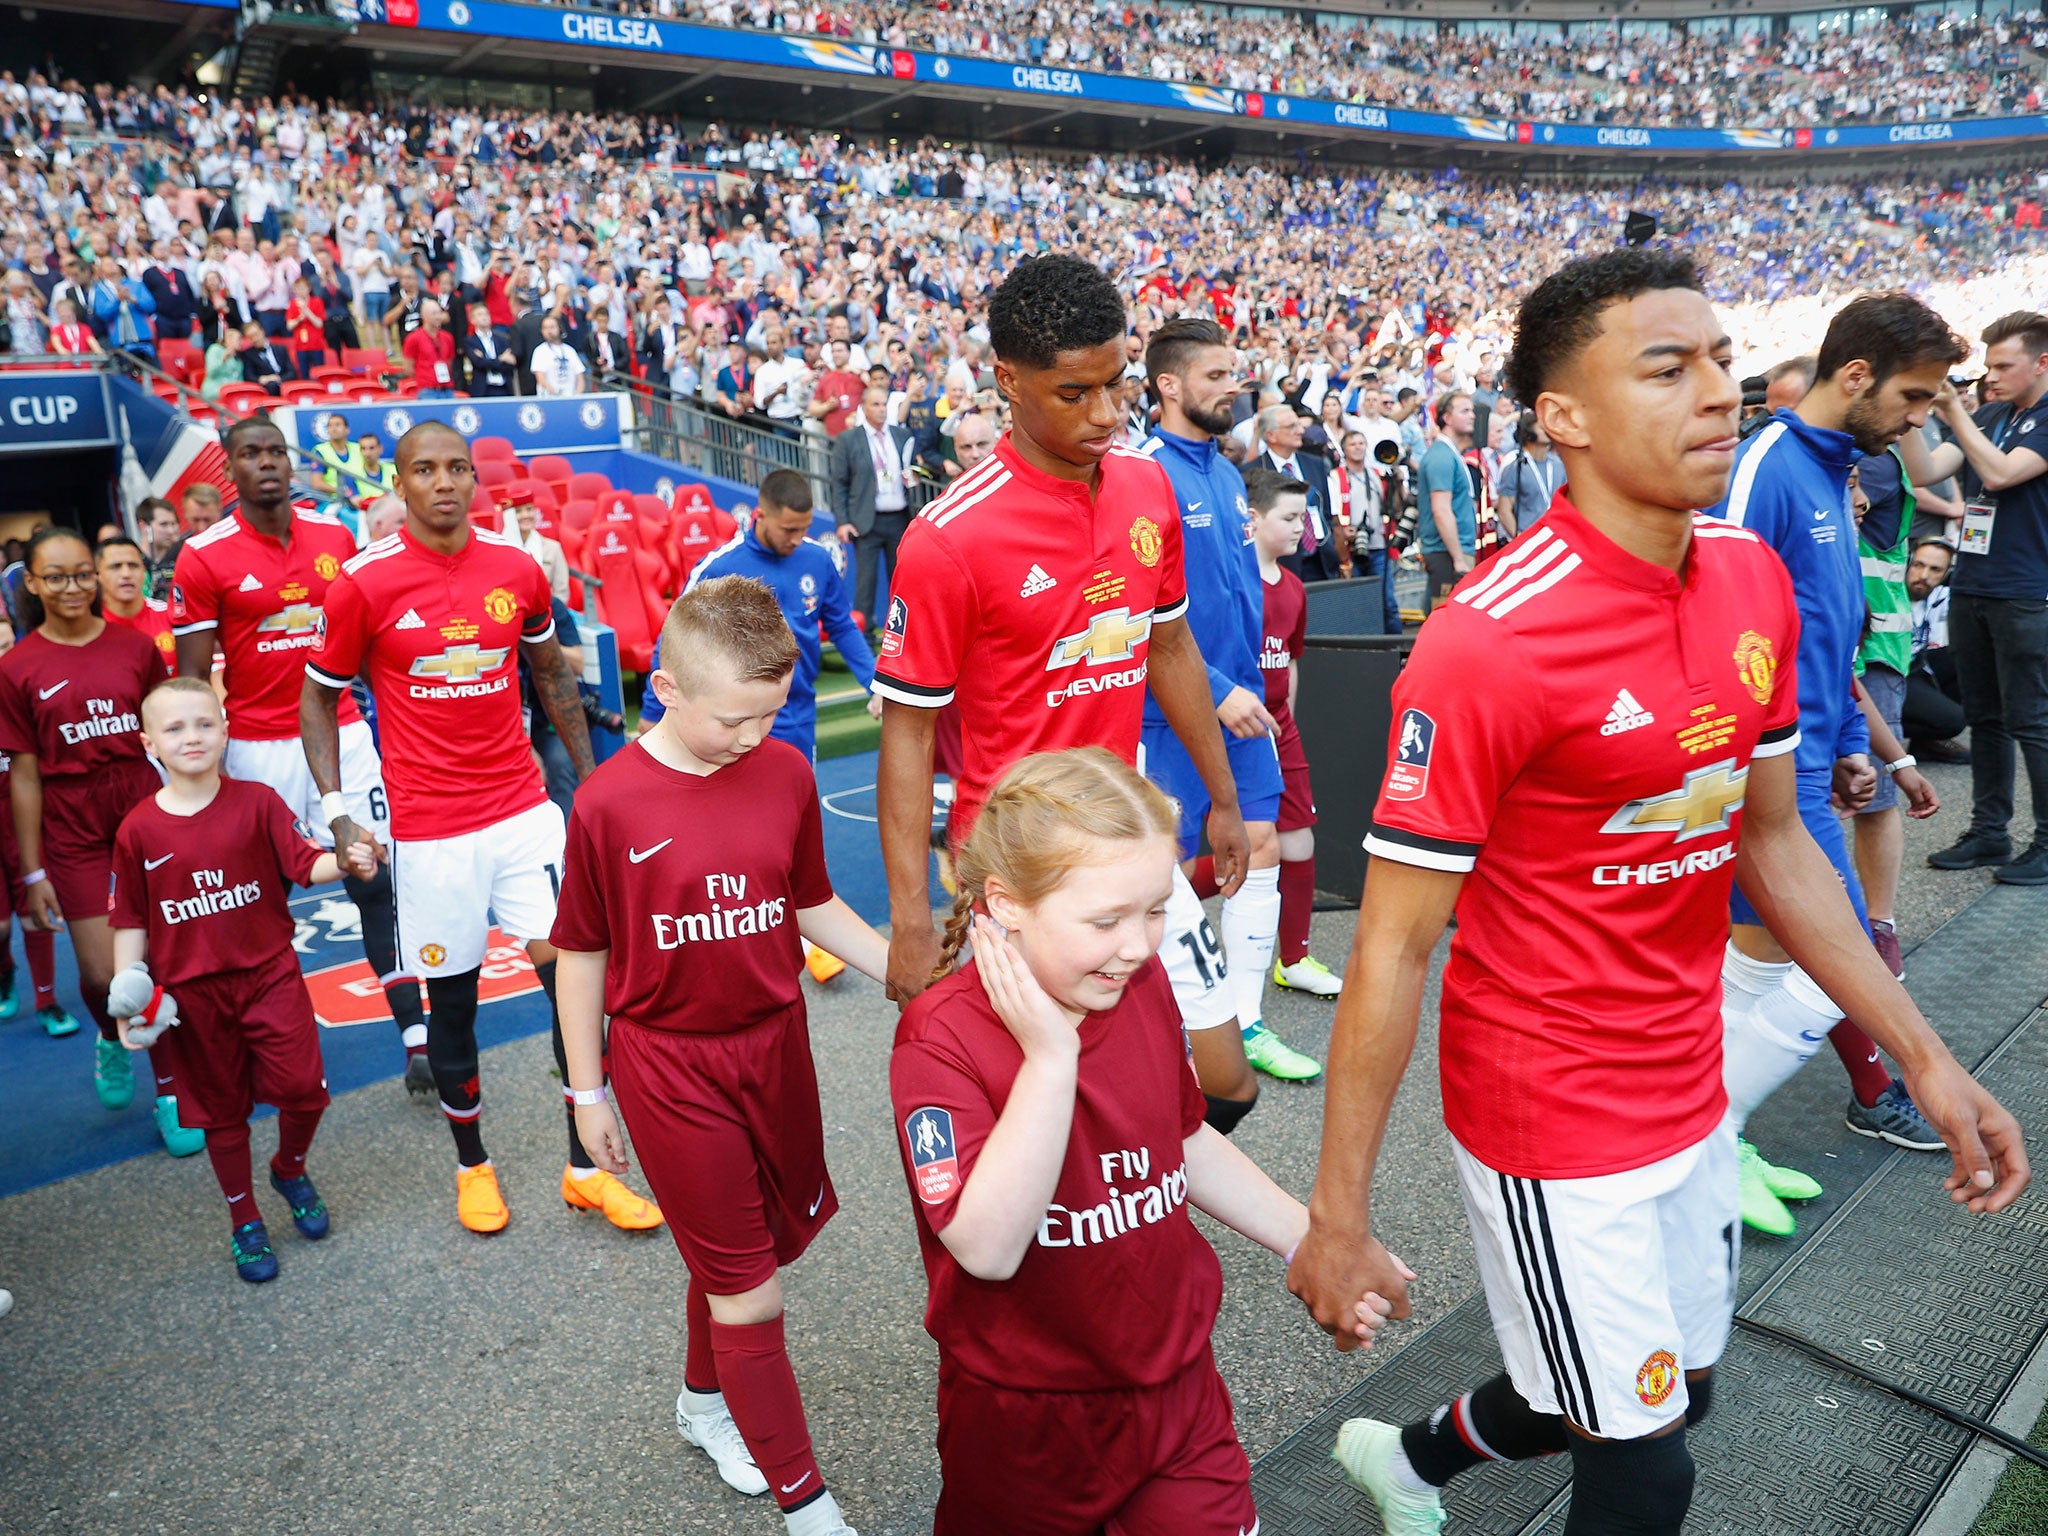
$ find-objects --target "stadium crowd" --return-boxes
[324,0,2048,128]
[5,70,2048,389]
[627,0,2048,126]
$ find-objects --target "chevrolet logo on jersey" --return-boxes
[257,603,321,636]
[1046,607,1152,669]
[410,643,512,682]
[1601,759,1748,844]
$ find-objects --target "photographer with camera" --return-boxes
[1332,429,1402,633]
[1496,411,1566,535]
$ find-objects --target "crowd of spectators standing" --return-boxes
[369,0,2048,128]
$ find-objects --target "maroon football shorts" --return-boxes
[1274,712,1316,834]
[42,760,160,923]
[608,1003,837,1295]
[152,949,329,1129]
[934,1344,1257,1536]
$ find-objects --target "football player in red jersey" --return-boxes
[96,537,177,669]
[1289,250,2028,1536]
[110,679,377,1284]
[892,749,1364,1535]
[175,418,430,1095]
[555,580,887,1536]
[0,527,185,1145]
[302,421,658,1237]
[873,255,1249,1025]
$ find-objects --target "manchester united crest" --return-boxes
[483,586,519,626]
[314,552,341,581]
[1128,515,1163,568]
[1635,1349,1679,1407]
[1732,630,1776,705]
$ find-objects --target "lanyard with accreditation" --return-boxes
[1961,408,2029,557]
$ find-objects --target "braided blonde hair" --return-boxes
[934,747,1179,981]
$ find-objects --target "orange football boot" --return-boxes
[456,1162,509,1234]
[561,1167,664,1231]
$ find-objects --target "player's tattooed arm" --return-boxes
[523,635,596,782]
[300,675,377,864]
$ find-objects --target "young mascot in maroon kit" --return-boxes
[891,746,1398,1535]
[0,526,173,1124]
[108,678,377,1283]
[552,577,888,1536]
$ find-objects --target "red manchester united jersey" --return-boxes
[1366,501,1802,1179]
[550,739,833,1034]
[0,625,167,778]
[307,525,554,840]
[105,600,176,670]
[109,778,322,984]
[172,512,363,741]
[1259,566,1305,716]
[871,438,1189,839]
[891,957,1218,1392]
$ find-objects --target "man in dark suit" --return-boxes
[239,322,296,394]
[462,301,515,396]
[141,242,198,342]
[1256,403,1341,580]
[828,383,919,624]
[509,284,548,396]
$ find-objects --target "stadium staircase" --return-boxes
[1252,881,2048,1534]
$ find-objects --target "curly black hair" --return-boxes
[987,254,1128,370]
[1504,248,1706,410]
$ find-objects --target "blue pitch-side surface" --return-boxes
[0,751,909,1199]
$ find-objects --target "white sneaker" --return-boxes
[1332,1418,1445,1535]
[676,1392,769,1496]
[1274,954,1343,997]
[0,1287,12,1320]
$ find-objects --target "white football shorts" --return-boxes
[390,799,566,978]
[1453,1119,1738,1440]
[1160,863,1236,1032]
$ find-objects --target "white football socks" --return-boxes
[1223,863,1282,1034]
[1722,960,1843,1130]
[680,1385,726,1418]
[783,1489,848,1536]
[1720,940,1790,1011]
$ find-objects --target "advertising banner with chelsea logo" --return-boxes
[341,0,2048,155]
[271,393,630,457]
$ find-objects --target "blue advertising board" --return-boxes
[0,371,114,456]
[273,392,629,455]
[339,0,2048,155]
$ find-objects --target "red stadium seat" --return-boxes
[588,522,664,672]
[473,436,516,464]
[675,482,715,517]
[309,365,355,394]
[632,493,679,591]
[526,478,559,515]
[468,486,499,532]
[530,455,574,486]
[342,348,393,378]
[670,507,728,585]
[712,509,740,542]
[280,381,327,405]
[568,471,611,505]
[157,337,200,385]
[475,460,517,491]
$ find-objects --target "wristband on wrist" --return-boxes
[566,1085,607,1107]
[21,868,45,887]
[1885,754,1918,774]
[320,791,349,825]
